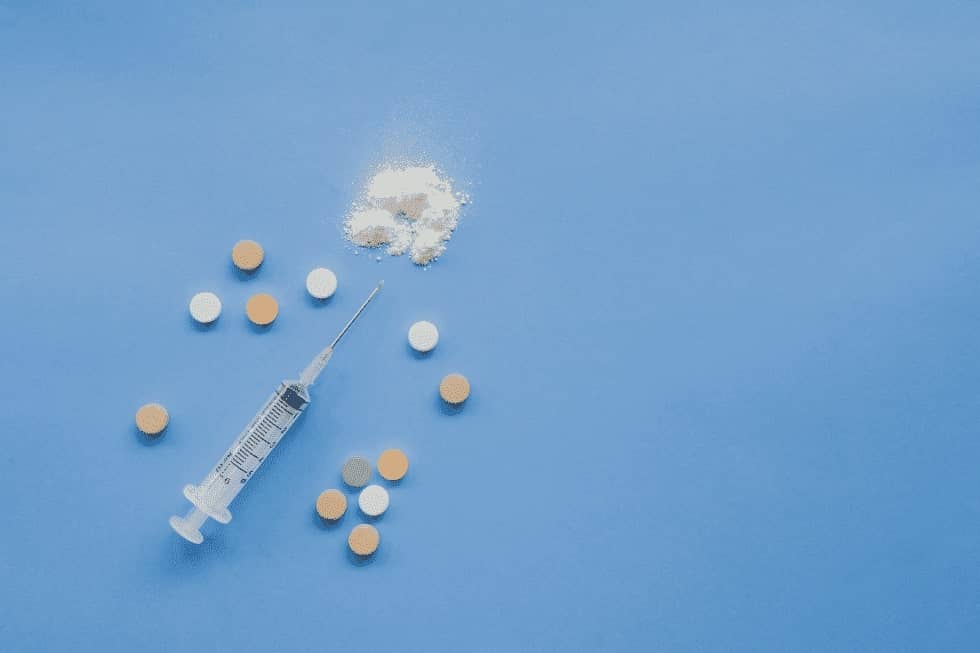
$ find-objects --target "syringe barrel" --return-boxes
[181,380,310,526]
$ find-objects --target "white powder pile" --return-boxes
[344,165,467,266]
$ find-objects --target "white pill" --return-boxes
[189,292,222,324]
[306,267,338,299]
[358,484,389,517]
[408,320,439,353]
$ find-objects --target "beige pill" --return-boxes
[315,489,347,521]
[348,524,380,556]
[439,373,470,404]
[232,240,265,271]
[135,403,169,436]
[246,293,279,326]
[377,449,410,481]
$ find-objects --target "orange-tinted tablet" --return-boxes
[377,449,409,481]
[439,373,470,404]
[348,524,380,556]
[232,240,265,271]
[246,293,279,326]
[135,403,169,436]
[315,489,347,521]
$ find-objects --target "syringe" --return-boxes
[170,281,383,544]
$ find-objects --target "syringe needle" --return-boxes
[299,281,383,386]
[173,284,384,544]
[329,280,384,350]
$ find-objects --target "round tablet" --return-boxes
[358,484,390,517]
[246,293,279,326]
[341,456,372,488]
[135,403,169,436]
[377,449,409,481]
[232,239,265,271]
[188,291,222,324]
[348,524,380,556]
[306,267,338,300]
[315,489,347,521]
[439,373,471,404]
[408,320,439,353]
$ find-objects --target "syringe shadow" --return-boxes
[160,379,368,572]
[159,411,317,573]
[163,528,231,572]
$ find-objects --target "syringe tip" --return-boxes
[377,280,384,289]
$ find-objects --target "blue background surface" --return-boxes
[2,2,979,651]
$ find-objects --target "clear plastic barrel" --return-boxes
[170,381,310,543]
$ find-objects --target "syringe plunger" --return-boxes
[169,282,383,544]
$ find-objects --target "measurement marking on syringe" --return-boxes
[169,282,383,546]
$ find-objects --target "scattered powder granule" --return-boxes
[381,193,428,220]
[347,208,403,248]
[344,165,467,266]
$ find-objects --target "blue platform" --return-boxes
[2,2,980,651]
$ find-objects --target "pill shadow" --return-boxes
[435,392,465,416]
[407,344,434,361]
[359,511,386,524]
[229,261,261,281]
[133,424,166,447]
[246,318,275,334]
[346,548,377,567]
[306,293,334,308]
[187,314,218,333]
[311,507,344,532]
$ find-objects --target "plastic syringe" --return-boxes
[170,281,383,544]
